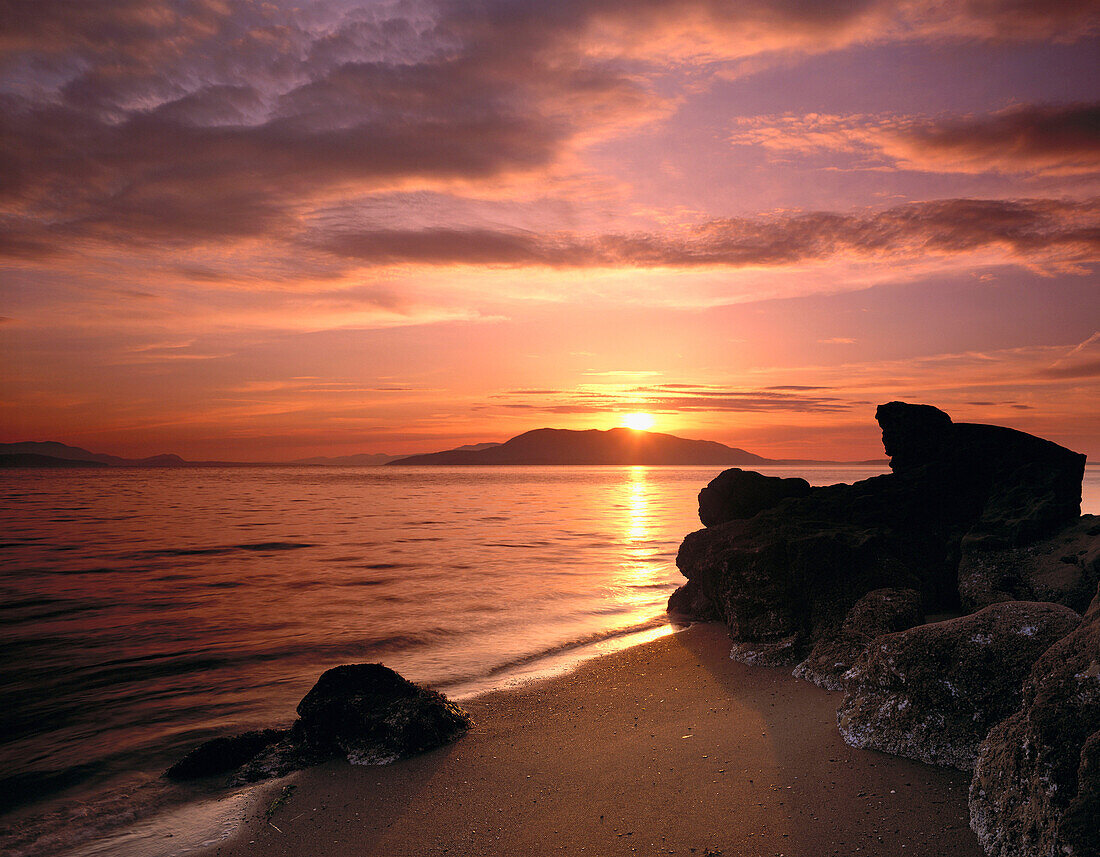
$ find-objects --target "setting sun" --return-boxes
[621,413,656,431]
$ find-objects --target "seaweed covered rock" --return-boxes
[669,403,1085,656]
[729,634,801,668]
[793,588,924,690]
[697,468,811,527]
[295,663,470,765]
[166,663,469,785]
[959,514,1100,614]
[837,601,1080,771]
[969,587,1100,857]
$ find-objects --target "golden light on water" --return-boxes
[618,466,663,595]
[621,412,656,431]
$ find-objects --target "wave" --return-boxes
[435,615,670,690]
[122,542,315,559]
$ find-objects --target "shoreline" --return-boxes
[198,622,982,857]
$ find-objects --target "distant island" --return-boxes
[288,444,501,466]
[1,433,887,469]
[387,427,885,466]
[0,441,251,469]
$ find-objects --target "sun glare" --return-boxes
[621,412,656,431]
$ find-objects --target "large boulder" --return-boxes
[167,663,469,783]
[295,663,470,765]
[837,602,1080,771]
[959,515,1100,614]
[669,403,1085,656]
[793,588,925,690]
[969,587,1100,857]
[697,468,811,527]
[673,476,947,657]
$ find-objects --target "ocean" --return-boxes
[2,463,1097,856]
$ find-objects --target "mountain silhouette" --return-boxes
[389,427,774,465]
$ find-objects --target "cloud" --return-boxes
[0,0,666,258]
[2,0,1097,263]
[319,197,1100,270]
[491,383,855,415]
[1038,331,1100,378]
[730,103,1100,175]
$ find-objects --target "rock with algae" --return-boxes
[793,587,925,690]
[836,601,1080,771]
[166,663,469,784]
[969,585,1100,857]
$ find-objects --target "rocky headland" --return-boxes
[670,401,1098,856]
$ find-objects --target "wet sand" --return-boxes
[203,622,983,857]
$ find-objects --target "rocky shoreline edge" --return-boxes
[671,401,1098,857]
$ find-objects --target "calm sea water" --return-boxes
[1,463,1097,856]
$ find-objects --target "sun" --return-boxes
[621,412,656,431]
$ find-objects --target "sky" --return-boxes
[1,0,1098,461]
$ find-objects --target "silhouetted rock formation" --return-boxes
[969,585,1100,857]
[697,468,811,527]
[390,427,772,465]
[669,402,1086,663]
[837,601,1080,771]
[959,514,1100,614]
[793,588,925,691]
[166,663,468,784]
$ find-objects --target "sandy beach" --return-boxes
[202,623,982,857]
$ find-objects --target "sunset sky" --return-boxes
[1,0,1098,461]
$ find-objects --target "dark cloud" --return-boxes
[899,102,1100,174]
[320,198,1100,269]
[0,0,232,58]
[732,102,1100,175]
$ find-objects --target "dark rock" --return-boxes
[165,729,287,780]
[837,601,1080,771]
[969,586,1100,857]
[959,515,1100,614]
[793,588,924,690]
[296,663,470,765]
[1060,729,1100,857]
[166,663,469,786]
[672,478,953,657]
[669,402,1085,657]
[666,577,721,623]
[697,468,811,527]
[876,401,954,472]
